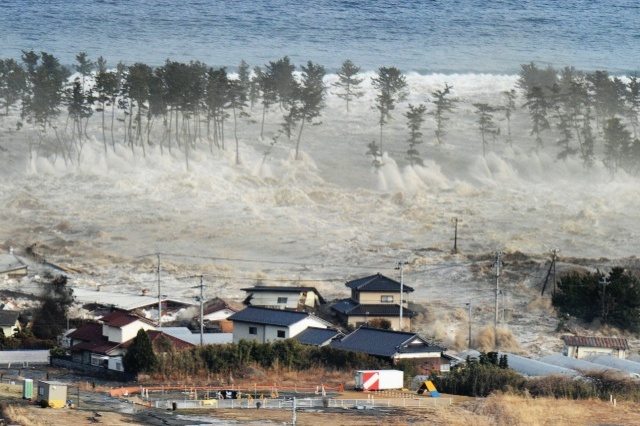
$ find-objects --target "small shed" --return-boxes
[36,381,68,408]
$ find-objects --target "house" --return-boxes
[332,273,415,331]
[199,297,244,332]
[36,381,68,408]
[72,288,197,324]
[160,327,233,345]
[67,310,193,372]
[294,327,344,347]
[227,306,334,344]
[0,310,20,337]
[329,326,452,373]
[241,286,326,311]
[562,335,629,359]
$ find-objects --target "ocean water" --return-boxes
[1,0,639,74]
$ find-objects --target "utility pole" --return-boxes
[452,217,459,254]
[396,261,404,331]
[157,253,162,330]
[292,396,297,426]
[551,248,560,296]
[466,302,472,349]
[493,250,504,347]
[600,276,610,324]
[501,290,506,323]
[199,275,204,346]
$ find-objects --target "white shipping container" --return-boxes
[354,369,404,391]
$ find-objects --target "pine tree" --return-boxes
[603,117,632,175]
[292,61,326,160]
[332,59,364,112]
[405,103,427,166]
[502,89,517,148]
[429,83,457,145]
[371,67,408,153]
[366,140,382,169]
[123,329,158,375]
[0,58,26,116]
[226,78,249,165]
[473,103,499,157]
[237,60,251,102]
[523,86,551,151]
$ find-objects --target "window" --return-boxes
[277,297,288,304]
[38,386,44,396]
[381,295,394,303]
[277,330,286,338]
[249,326,257,335]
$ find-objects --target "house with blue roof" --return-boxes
[332,273,415,331]
[329,326,453,373]
[227,306,334,344]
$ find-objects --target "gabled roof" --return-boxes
[70,337,122,355]
[332,301,415,318]
[241,286,326,304]
[73,288,197,312]
[161,327,233,345]
[0,310,19,327]
[294,327,344,346]
[147,330,195,351]
[202,297,244,317]
[100,310,156,328]
[67,323,103,341]
[329,326,443,358]
[228,306,327,327]
[345,273,414,293]
[0,254,27,274]
[562,335,629,350]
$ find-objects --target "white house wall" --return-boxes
[247,292,301,310]
[104,321,155,343]
[233,317,328,344]
[566,345,626,359]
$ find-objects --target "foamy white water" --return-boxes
[1,73,638,353]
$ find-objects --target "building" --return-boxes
[329,326,452,373]
[199,297,244,332]
[0,310,20,337]
[241,286,326,311]
[0,252,28,280]
[72,288,197,324]
[332,273,414,331]
[562,335,629,359]
[228,306,333,344]
[66,310,192,372]
[36,381,68,408]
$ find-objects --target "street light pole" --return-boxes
[157,253,162,329]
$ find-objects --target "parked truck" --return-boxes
[354,369,404,391]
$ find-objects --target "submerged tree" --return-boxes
[366,140,382,169]
[405,103,427,166]
[429,83,457,145]
[371,66,408,153]
[332,59,364,112]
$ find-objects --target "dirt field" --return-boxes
[0,382,638,426]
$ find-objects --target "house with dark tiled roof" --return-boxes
[562,335,629,359]
[329,326,453,373]
[228,306,334,344]
[0,310,20,337]
[66,311,192,372]
[294,327,344,347]
[332,273,415,331]
[241,286,326,311]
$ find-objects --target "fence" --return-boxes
[153,396,452,410]
[0,350,49,367]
